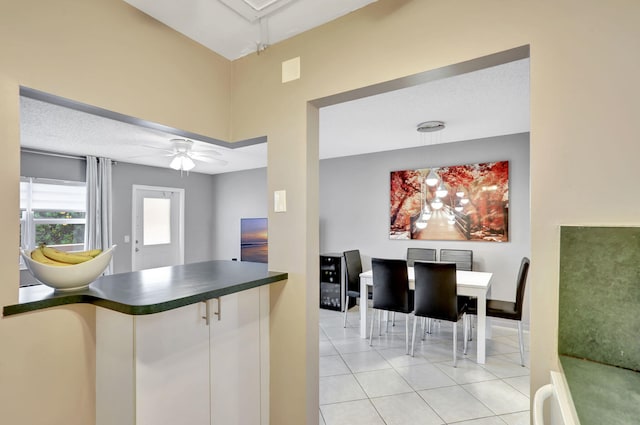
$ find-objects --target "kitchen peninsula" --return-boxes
[4,260,288,425]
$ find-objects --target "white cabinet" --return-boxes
[96,286,270,425]
[136,303,210,425]
[210,287,267,425]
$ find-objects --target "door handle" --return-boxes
[202,300,210,325]
[213,297,221,321]
[202,298,221,325]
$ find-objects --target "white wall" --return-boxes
[211,167,268,261]
[320,133,530,322]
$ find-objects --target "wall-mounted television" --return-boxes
[240,218,268,263]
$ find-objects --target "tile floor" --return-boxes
[319,307,530,425]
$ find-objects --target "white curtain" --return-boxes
[85,156,113,274]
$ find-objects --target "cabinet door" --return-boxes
[136,303,210,425]
[210,288,262,425]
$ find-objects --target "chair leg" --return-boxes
[405,313,409,354]
[379,310,383,336]
[343,296,349,328]
[517,321,525,367]
[463,315,468,355]
[452,322,457,368]
[392,311,396,327]
[468,315,474,341]
[421,317,426,341]
[369,308,376,346]
[411,314,418,357]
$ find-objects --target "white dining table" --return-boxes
[359,267,493,364]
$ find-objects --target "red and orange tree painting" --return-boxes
[390,161,509,242]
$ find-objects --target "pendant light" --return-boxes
[425,169,439,187]
[435,181,448,198]
[431,197,443,210]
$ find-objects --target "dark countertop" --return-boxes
[3,260,287,317]
[560,355,640,425]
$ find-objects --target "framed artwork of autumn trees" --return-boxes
[390,161,509,242]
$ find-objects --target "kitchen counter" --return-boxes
[3,260,287,316]
[560,355,640,425]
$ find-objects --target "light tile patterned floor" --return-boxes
[319,307,530,425]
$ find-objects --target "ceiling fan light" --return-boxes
[170,154,196,171]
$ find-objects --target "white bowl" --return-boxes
[21,245,116,291]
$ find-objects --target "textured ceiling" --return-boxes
[319,58,530,159]
[20,97,267,174]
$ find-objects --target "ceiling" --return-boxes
[20,96,268,175]
[123,0,378,60]
[320,58,530,159]
[19,1,530,175]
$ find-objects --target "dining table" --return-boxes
[359,267,493,364]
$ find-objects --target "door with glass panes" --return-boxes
[132,185,184,271]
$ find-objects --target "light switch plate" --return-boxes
[274,190,287,212]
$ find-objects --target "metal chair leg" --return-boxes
[369,308,376,346]
[452,322,457,368]
[517,321,525,366]
[405,313,409,354]
[463,315,468,355]
[392,311,396,327]
[411,314,418,357]
[343,296,349,328]
[421,317,426,341]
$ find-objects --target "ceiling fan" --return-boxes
[143,138,228,172]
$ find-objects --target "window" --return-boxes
[20,178,87,263]
[143,197,171,245]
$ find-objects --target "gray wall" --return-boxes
[210,167,268,261]
[21,151,85,181]
[20,152,216,277]
[320,133,531,322]
[111,162,215,273]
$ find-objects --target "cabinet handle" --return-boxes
[214,297,221,321]
[202,300,210,326]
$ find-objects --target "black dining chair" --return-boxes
[369,258,414,354]
[467,257,530,366]
[440,248,475,334]
[411,261,468,367]
[439,248,473,271]
[343,250,371,328]
[406,247,437,267]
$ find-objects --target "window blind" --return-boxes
[20,178,86,211]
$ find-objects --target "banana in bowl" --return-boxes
[21,245,116,291]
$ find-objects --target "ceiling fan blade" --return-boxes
[192,155,228,166]
[141,144,175,154]
[127,152,174,159]
[193,147,222,156]
[191,152,223,161]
